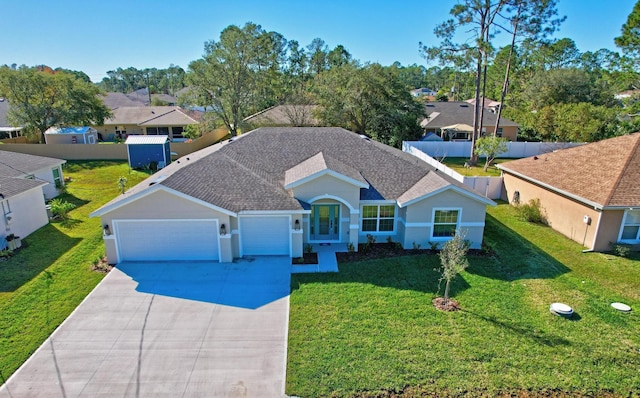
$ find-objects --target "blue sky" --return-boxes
[2,0,636,82]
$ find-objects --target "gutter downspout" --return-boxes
[582,209,603,253]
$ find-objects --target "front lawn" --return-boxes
[287,203,640,397]
[0,161,148,382]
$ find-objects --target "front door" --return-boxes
[312,204,339,241]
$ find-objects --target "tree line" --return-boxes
[2,0,640,149]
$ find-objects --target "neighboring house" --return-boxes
[102,92,146,109]
[498,133,640,251]
[464,97,502,113]
[614,89,640,101]
[44,126,99,144]
[90,127,495,264]
[0,151,66,199]
[93,106,201,141]
[0,176,49,240]
[0,98,23,139]
[243,105,320,128]
[420,101,519,141]
[126,88,178,106]
[411,87,438,97]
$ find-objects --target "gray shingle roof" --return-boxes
[0,151,65,177]
[422,101,518,128]
[0,176,47,199]
[95,127,488,214]
[284,152,368,188]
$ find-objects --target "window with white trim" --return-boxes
[620,210,640,242]
[52,168,62,187]
[432,209,460,238]
[362,205,395,232]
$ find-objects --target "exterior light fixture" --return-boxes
[294,219,301,230]
[103,224,111,236]
[219,223,227,236]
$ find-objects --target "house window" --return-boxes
[496,128,503,137]
[362,205,395,232]
[620,210,640,242]
[147,127,158,135]
[52,168,62,187]
[432,209,460,238]
[172,126,184,139]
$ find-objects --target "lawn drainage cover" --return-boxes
[611,302,632,312]
[550,302,573,317]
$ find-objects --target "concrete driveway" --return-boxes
[0,257,291,398]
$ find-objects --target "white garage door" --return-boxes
[241,216,290,255]
[115,219,219,261]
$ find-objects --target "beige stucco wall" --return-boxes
[502,173,604,250]
[484,125,518,141]
[291,174,361,211]
[95,124,144,138]
[99,189,234,263]
[402,189,488,249]
[593,210,625,251]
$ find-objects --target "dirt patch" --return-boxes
[292,252,318,265]
[92,256,114,274]
[432,297,461,311]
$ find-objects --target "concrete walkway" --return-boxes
[0,258,291,398]
[291,243,344,274]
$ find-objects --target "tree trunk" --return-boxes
[470,53,483,165]
[443,279,451,305]
[494,9,520,137]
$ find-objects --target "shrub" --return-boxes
[515,198,547,224]
[611,243,632,258]
[428,241,439,251]
[363,234,376,252]
[412,242,422,250]
[303,243,313,254]
[49,198,76,220]
[347,242,355,253]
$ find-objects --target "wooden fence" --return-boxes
[0,129,228,160]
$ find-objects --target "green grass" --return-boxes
[287,203,640,397]
[0,161,148,383]
[440,157,510,177]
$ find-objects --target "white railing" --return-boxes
[402,141,584,159]
[403,145,504,199]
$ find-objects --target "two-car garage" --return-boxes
[110,216,292,263]
[114,219,220,261]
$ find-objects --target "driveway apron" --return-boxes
[0,257,291,398]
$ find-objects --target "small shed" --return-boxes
[420,132,444,141]
[44,126,98,144]
[125,135,171,169]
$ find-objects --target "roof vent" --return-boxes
[426,104,435,107]
[359,134,371,141]
[460,104,469,107]
[148,175,168,186]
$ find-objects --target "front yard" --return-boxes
[287,204,640,397]
[0,161,148,382]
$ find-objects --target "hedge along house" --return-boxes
[498,133,640,251]
[44,126,99,144]
[90,127,495,264]
[125,135,171,169]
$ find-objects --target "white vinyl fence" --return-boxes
[403,145,504,199]
[402,141,584,159]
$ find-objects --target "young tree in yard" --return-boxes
[117,177,128,195]
[437,230,470,309]
[0,67,110,143]
[474,135,508,171]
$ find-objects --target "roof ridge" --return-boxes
[603,134,640,206]
[137,107,178,125]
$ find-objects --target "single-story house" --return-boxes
[44,126,99,144]
[90,127,495,264]
[125,135,171,169]
[0,176,49,240]
[0,150,66,199]
[498,133,640,251]
[421,101,519,141]
[411,88,438,98]
[93,106,201,141]
[243,105,320,128]
[0,98,23,139]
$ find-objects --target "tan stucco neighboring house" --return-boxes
[498,133,640,251]
[421,101,519,141]
[94,106,201,141]
[90,127,495,265]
